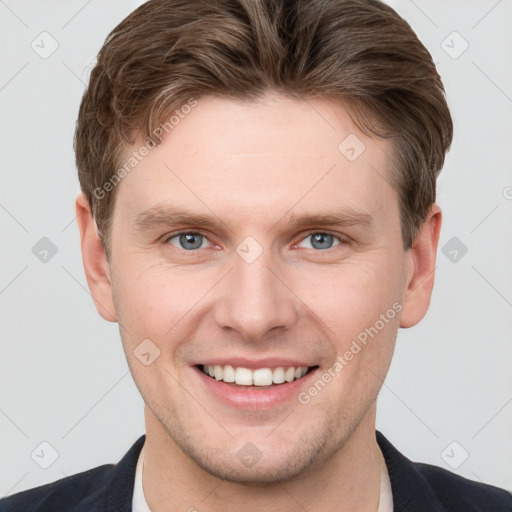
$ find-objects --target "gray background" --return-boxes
[1,0,511,497]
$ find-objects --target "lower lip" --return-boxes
[192,366,320,411]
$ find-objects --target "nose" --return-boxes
[214,248,299,343]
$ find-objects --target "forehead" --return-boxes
[114,93,397,229]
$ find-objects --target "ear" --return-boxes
[75,193,117,322]
[399,204,442,328]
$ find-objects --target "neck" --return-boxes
[142,404,382,512]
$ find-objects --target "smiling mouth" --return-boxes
[197,364,319,387]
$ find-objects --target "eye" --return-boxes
[164,230,345,253]
[165,231,212,251]
[297,232,343,251]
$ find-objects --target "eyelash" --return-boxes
[163,230,348,252]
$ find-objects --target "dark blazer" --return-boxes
[1,431,511,511]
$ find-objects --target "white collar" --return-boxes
[132,445,151,512]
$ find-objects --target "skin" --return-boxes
[76,92,441,511]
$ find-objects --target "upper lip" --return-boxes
[193,358,318,370]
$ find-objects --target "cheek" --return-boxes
[112,242,405,353]
[112,259,208,332]
[295,255,404,338]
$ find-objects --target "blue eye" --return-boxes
[164,231,343,253]
[298,232,341,250]
[166,232,209,251]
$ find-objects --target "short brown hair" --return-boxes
[74,0,452,256]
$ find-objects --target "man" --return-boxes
[1,0,510,510]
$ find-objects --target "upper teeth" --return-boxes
[202,365,310,386]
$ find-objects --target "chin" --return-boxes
[171,422,337,486]
[186,447,322,486]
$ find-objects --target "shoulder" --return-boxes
[0,434,145,512]
[415,461,512,511]
[376,431,512,511]
[0,464,113,512]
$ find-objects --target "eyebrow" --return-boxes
[134,206,223,231]
[133,205,374,232]
[286,208,374,229]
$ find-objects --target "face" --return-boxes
[81,93,435,485]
